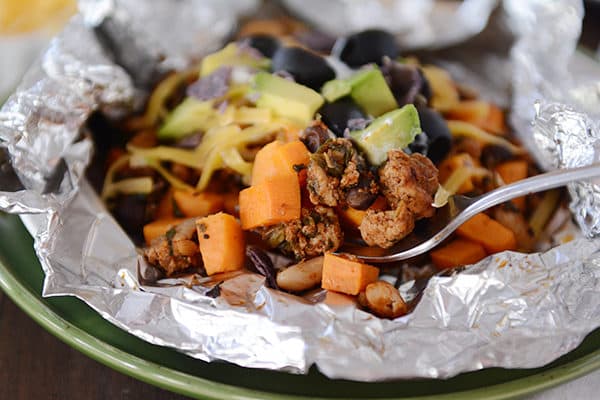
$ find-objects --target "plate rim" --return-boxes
[1,250,600,400]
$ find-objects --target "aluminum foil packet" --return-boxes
[1,0,600,381]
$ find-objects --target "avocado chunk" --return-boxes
[349,104,421,166]
[349,68,397,117]
[321,67,397,117]
[254,72,324,125]
[158,97,214,140]
[321,79,352,102]
[201,43,270,77]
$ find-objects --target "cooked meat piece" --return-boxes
[306,156,342,206]
[257,206,343,259]
[306,138,378,208]
[144,218,201,276]
[379,150,438,219]
[358,150,439,248]
[359,203,415,248]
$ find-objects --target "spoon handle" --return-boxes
[465,162,600,217]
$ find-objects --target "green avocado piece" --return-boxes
[320,67,397,117]
[349,104,421,166]
[349,68,397,117]
[201,43,270,77]
[158,97,214,140]
[321,79,352,102]
[254,72,324,125]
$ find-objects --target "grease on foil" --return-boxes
[2,0,600,381]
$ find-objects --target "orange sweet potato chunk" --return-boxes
[495,160,528,184]
[430,238,487,270]
[447,100,506,135]
[456,213,517,254]
[251,140,309,186]
[143,218,186,245]
[173,190,224,218]
[239,176,301,229]
[495,160,528,210]
[438,153,478,194]
[196,212,245,276]
[337,197,388,230]
[321,253,379,295]
[155,188,175,219]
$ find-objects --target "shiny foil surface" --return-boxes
[2,0,600,381]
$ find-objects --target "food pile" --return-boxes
[93,18,562,319]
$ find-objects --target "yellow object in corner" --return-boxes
[0,0,76,34]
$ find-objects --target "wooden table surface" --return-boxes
[1,4,599,400]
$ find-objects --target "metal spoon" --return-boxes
[338,163,600,263]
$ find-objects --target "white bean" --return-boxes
[276,256,324,292]
[364,280,407,319]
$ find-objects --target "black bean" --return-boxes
[242,34,281,58]
[300,122,333,153]
[205,282,223,298]
[346,186,377,210]
[417,107,451,164]
[138,261,165,285]
[481,144,514,168]
[271,47,335,90]
[246,246,278,289]
[381,61,420,106]
[112,194,148,244]
[408,132,428,155]
[318,97,367,137]
[338,29,399,67]
[381,60,432,106]
[417,68,432,102]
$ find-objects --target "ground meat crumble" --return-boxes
[144,218,201,276]
[257,206,343,259]
[379,150,438,218]
[360,150,439,248]
[306,138,378,209]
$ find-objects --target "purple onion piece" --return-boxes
[174,132,203,149]
[380,58,423,106]
[186,66,232,101]
[246,246,278,289]
[346,117,372,131]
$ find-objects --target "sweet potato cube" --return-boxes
[446,100,506,135]
[321,253,379,295]
[337,197,388,230]
[479,103,506,135]
[447,100,490,123]
[173,190,224,218]
[143,218,186,245]
[239,176,301,229]
[495,160,528,210]
[155,188,175,219]
[495,160,528,184]
[430,238,487,270]
[438,153,478,194]
[456,213,517,254]
[196,212,245,276]
[251,140,309,186]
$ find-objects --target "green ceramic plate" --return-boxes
[0,213,599,400]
